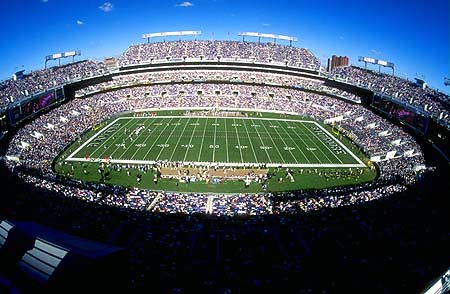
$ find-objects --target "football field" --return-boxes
[65,115,366,168]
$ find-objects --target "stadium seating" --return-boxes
[5,82,428,215]
[0,40,444,217]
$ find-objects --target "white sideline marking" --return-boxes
[313,123,365,166]
[65,158,365,168]
[66,118,121,161]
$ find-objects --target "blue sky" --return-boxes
[0,0,449,93]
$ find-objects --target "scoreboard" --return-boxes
[372,94,429,134]
[7,87,65,126]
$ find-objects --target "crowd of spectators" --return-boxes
[1,41,446,130]
[4,81,431,216]
[118,40,321,70]
[0,157,447,292]
[0,60,107,110]
[75,70,361,102]
[2,41,446,132]
[332,66,450,126]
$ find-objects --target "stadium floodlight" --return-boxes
[45,51,81,68]
[142,31,202,43]
[358,56,395,75]
[63,51,77,57]
[238,32,298,46]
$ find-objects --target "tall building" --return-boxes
[327,55,349,71]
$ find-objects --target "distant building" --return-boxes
[104,57,117,68]
[327,55,349,71]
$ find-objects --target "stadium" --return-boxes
[2,37,442,214]
[0,5,449,292]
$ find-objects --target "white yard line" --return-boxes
[168,117,192,162]
[298,122,338,164]
[129,117,159,160]
[241,119,259,163]
[224,118,230,162]
[183,117,200,162]
[232,118,244,163]
[155,118,183,160]
[119,115,313,123]
[249,118,273,163]
[274,120,311,164]
[197,118,209,162]
[301,123,344,164]
[143,117,176,160]
[212,118,218,162]
[269,120,300,164]
[312,122,365,166]
[115,118,157,160]
[74,118,140,160]
[287,121,323,163]
[259,119,287,164]
[105,120,143,158]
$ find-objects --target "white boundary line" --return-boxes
[298,121,340,164]
[304,123,344,164]
[65,157,365,168]
[65,115,366,168]
[66,117,121,161]
[313,122,365,166]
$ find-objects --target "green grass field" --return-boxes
[55,109,376,193]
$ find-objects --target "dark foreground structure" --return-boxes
[0,141,449,293]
